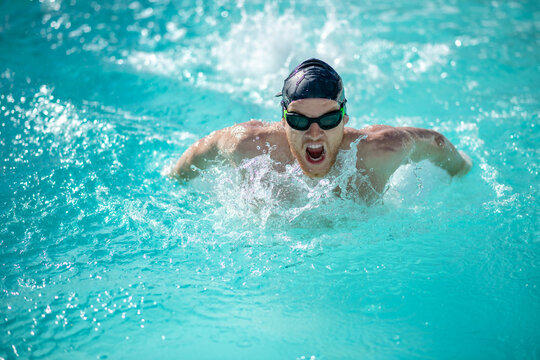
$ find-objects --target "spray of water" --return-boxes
[177,134,457,236]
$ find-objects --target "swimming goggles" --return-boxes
[283,106,345,131]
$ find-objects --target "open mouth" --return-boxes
[305,144,326,164]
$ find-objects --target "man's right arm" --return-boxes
[170,130,226,181]
[170,122,261,181]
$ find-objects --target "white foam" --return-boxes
[126,51,179,76]
[121,1,453,109]
[383,161,451,207]
[411,44,451,74]
[121,3,364,107]
[210,3,308,106]
[24,85,122,169]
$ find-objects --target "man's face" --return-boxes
[282,98,349,178]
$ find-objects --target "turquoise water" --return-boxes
[1,0,539,358]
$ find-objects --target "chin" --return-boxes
[302,168,330,178]
[293,149,336,178]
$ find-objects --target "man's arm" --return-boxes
[171,129,232,181]
[395,127,471,176]
[403,127,472,176]
[359,126,472,190]
[170,122,263,181]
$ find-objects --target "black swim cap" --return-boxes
[277,58,346,109]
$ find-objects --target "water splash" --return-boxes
[178,135,462,232]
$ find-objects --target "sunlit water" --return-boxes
[1,0,539,358]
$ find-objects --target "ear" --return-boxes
[343,114,349,125]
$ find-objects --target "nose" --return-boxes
[305,122,323,139]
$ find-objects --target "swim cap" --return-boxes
[276,58,346,109]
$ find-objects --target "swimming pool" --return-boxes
[1,0,538,358]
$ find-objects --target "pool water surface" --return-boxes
[1,0,539,358]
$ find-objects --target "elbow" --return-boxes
[170,149,198,181]
[170,163,199,182]
[169,161,188,181]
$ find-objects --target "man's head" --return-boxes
[277,58,349,178]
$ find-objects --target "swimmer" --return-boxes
[171,58,471,196]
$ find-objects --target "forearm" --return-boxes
[404,127,471,177]
[170,135,221,181]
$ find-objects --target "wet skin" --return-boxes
[172,98,471,195]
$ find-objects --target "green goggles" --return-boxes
[283,107,345,131]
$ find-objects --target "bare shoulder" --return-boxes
[352,125,414,153]
[172,120,283,179]
[220,120,286,159]
[342,125,409,151]
[223,120,283,142]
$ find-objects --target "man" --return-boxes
[172,58,471,198]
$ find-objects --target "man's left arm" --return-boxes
[400,127,472,176]
[360,126,472,185]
